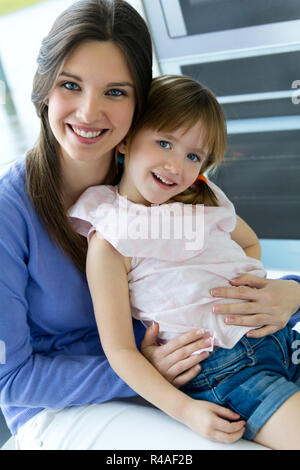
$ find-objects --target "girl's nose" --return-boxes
[163,154,183,174]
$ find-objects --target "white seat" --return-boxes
[88,397,269,450]
[0,399,269,450]
[1,436,15,450]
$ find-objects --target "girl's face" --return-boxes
[118,124,208,205]
[48,40,136,168]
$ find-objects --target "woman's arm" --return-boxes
[230,215,261,260]
[0,185,140,419]
[86,233,245,442]
[218,215,300,336]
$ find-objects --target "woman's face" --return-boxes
[48,40,136,167]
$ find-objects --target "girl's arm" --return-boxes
[230,215,261,260]
[86,232,245,442]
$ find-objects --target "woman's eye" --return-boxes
[62,81,80,91]
[159,140,171,149]
[107,89,125,97]
[187,153,200,162]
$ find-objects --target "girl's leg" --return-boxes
[253,390,300,450]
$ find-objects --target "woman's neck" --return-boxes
[61,154,113,209]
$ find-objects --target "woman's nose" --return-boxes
[77,93,106,123]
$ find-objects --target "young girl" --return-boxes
[69,74,300,449]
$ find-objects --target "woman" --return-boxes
[0,0,299,450]
[0,0,212,450]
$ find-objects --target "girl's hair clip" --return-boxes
[195,174,208,185]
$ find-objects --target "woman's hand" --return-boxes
[211,274,300,338]
[184,399,245,443]
[141,322,212,388]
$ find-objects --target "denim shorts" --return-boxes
[181,325,300,441]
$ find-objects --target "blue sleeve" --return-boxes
[0,192,138,410]
[280,275,300,326]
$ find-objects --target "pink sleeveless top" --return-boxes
[69,180,265,351]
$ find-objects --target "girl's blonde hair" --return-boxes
[25,0,152,272]
[127,74,227,206]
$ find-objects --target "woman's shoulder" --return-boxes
[0,157,30,213]
[0,157,26,188]
[0,158,35,257]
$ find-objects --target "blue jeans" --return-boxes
[181,326,300,440]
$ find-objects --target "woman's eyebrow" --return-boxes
[59,72,134,89]
[59,72,82,82]
[107,82,135,88]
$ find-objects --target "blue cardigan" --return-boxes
[0,159,145,435]
[0,159,299,435]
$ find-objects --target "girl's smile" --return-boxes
[151,171,178,189]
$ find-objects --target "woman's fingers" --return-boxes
[141,326,213,385]
[223,313,268,327]
[213,301,267,316]
[141,321,160,348]
[172,363,202,388]
[246,324,279,338]
[171,352,210,387]
[159,328,211,357]
[210,285,260,302]
[229,274,268,288]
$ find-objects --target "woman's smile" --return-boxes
[66,124,110,145]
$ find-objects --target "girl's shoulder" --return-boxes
[68,184,117,220]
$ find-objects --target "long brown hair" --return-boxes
[25,0,152,272]
[127,75,227,206]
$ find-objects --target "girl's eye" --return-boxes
[61,81,80,91]
[187,153,200,162]
[159,140,171,149]
[107,89,126,97]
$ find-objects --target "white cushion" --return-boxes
[84,397,269,450]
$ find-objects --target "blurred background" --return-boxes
[0,0,299,274]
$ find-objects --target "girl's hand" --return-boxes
[141,322,212,388]
[211,274,300,338]
[184,399,245,443]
